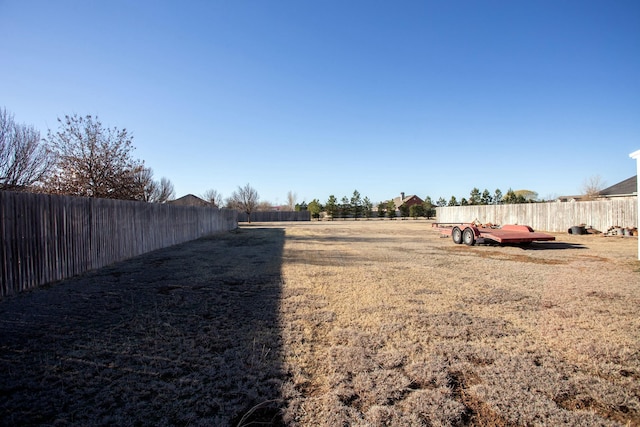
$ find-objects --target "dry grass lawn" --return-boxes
[1,220,639,426]
[275,220,640,426]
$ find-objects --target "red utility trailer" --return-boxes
[434,223,556,246]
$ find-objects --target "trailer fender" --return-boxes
[501,224,534,233]
[464,225,481,237]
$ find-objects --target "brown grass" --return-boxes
[1,220,638,426]
[276,221,640,426]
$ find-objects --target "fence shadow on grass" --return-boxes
[0,228,285,426]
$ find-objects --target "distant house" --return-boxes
[555,194,586,202]
[393,192,424,210]
[168,194,212,207]
[598,176,637,198]
[557,176,638,202]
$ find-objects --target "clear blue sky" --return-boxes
[1,1,639,205]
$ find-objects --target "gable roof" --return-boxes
[599,176,637,196]
[168,194,211,207]
[392,194,423,208]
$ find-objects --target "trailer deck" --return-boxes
[434,223,556,246]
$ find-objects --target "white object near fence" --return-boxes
[630,149,640,260]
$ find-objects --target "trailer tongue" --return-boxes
[434,223,556,246]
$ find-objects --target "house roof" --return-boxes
[392,194,423,208]
[168,194,211,207]
[599,176,637,196]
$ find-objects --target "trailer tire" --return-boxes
[452,227,463,244]
[463,228,475,246]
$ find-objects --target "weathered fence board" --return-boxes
[436,198,637,233]
[0,191,237,297]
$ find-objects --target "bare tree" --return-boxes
[136,167,156,201]
[137,168,175,203]
[287,190,297,210]
[155,177,175,203]
[230,183,259,222]
[0,107,52,191]
[45,114,145,200]
[202,188,223,207]
[582,175,606,200]
[257,200,274,211]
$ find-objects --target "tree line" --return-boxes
[289,186,541,221]
[435,187,539,207]
[300,191,426,220]
[305,190,374,220]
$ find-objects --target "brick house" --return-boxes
[393,192,424,210]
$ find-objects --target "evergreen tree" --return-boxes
[448,196,458,206]
[340,196,351,219]
[362,197,373,219]
[503,189,517,204]
[399,203,410,219]
[423,197,434,218]
[386,200,396,219]
[325,195,338,220]
[493,189,503,205]
[481,189,492,205]
[351,190,362,220]
[469,188,481,205]
[410,204,425,219]
[308,199,322,219]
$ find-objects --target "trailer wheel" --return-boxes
[452,227,463,244]
[463,228,475,246]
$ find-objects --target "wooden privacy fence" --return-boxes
[0,191,238,297]
[237,210,311,222]
[436,198,637,233]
